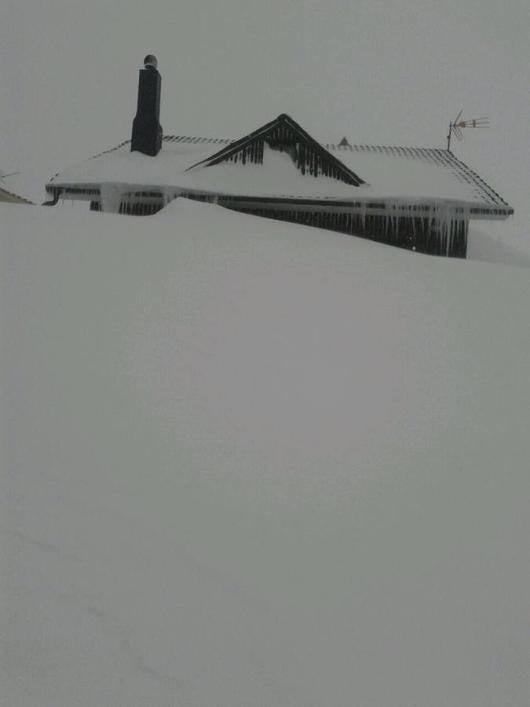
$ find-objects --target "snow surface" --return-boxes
[49,137,510,208]
[2,200,530,706]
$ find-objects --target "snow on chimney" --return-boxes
[131,55,163,156]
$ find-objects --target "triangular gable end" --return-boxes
[186,114,365,186]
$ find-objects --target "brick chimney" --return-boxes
[131,55,163,156]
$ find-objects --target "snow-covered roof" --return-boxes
[327,143,511,211]
[48,128,512,215]
[0,185,33,205]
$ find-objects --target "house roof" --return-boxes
[47,116,513,215]
[326,143,511,212]
[0,185,33,205]
[185,114,365,186]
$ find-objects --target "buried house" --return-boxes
[46,56,513,258]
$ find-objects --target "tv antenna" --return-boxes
[446,110,489,151]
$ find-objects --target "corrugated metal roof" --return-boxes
[48,134,512,215]
[159,136,511,210]
[325,142,510,209]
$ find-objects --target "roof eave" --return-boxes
[46,181,514,219]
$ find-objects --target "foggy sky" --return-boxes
[1,0,529,237]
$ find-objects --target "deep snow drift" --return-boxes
[2,200,530,706]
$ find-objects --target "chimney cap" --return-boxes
[143,54,158,70]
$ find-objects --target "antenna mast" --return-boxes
[446,111,489,151]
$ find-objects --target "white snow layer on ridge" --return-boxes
[2,201,530,707]
[50,139,499,205]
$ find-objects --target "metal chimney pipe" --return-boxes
[131,55,163,156]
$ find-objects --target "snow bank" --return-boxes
[2,201,530,706]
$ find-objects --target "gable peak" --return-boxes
[186,114,365,186]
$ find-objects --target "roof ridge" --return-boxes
[92,135,456,154]
[163,135,232,145]
[325,143,450,152]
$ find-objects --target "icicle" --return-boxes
[100,184,124,213]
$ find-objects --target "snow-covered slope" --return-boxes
[2,201,530,706]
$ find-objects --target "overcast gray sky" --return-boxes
[1,0,529,237]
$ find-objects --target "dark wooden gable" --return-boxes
[186,114,365,186]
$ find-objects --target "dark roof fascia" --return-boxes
[204,193,512,216]
[45,182,513,217]
[184,114,366,186]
